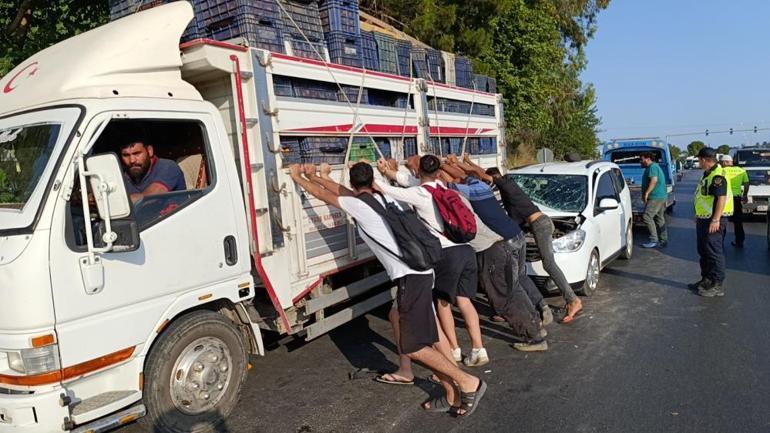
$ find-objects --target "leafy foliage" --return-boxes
[687,140,706,156]
[0,0,108,77]
[716,144,731,155]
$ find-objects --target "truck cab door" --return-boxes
[49,110,247,370]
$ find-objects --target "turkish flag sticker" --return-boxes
[3,62,40,94]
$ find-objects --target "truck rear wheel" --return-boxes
[140,310,247,433]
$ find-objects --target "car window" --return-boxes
[595,171,618,207]
[611,168,626,193]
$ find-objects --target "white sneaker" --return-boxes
[463,348,489,367]
[451,347,462,362]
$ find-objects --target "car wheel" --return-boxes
[620,224,633,260]
[139,311,248,433]
[576,249,600,297]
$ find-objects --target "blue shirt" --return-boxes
[124,157,186,195]
[449,176,521,240]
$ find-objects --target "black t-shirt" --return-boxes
[493,176,541,224]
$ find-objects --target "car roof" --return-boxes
[509,160,616,175]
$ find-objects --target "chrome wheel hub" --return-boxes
[587,253,600,291]
[170,337,233,415]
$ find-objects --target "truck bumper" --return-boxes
[0,386,69,433]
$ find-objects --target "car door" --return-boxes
[594,170,623,259]
[48,110,245,368]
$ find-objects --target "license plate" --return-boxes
[758,205,768,212]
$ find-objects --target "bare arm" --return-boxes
[307,164,355,197]
[441,162,466,181]
[130,182,170,203]
[289,165,340,209]
[460,154,494,183]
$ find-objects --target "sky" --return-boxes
[583,0,770,152]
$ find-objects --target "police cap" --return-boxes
[697,147,717,159]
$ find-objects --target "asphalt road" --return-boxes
[121,169,770,433]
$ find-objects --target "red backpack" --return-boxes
[422,184,477,243]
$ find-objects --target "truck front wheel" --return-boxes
[140,310,248,433]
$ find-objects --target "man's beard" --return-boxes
[128,159,151,183]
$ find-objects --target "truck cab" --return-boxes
[732,146,770,215]
[602,138,676,222]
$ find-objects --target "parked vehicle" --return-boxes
[509,160,633,297]
[0,4,506,433]
[732,146,770,216]
[602,138,676,223]
[675,159,684,181]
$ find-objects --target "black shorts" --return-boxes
[397,273,439,355]
[434,244,478,303]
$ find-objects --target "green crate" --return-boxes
[349,143,377,162]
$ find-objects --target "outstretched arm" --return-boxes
[289,165,340,208]
[306,163,355,197]
[461,154,494,183]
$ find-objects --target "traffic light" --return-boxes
[729,128,733,135]
[754,126,758,133]
[705,129,709,136]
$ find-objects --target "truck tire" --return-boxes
[140,310,248,433]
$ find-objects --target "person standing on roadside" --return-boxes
[721,155,749,247]
[640,152,669,248]
[689,147,733,297]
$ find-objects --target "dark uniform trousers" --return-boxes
[730,197,745,245]
[696,218,727,283]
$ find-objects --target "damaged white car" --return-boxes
[509,160,633,296]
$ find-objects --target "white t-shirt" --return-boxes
[337,194,432,280]
[375,179,460,249]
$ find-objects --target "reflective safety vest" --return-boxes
[723,165,748,196]
[694,165,734,219]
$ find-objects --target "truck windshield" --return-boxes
[608,149,665,165]
[735,149,770,167]
[508,174,588,213]
[0,107,81,231]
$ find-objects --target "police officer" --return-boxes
[721,155,750,247]
[688,147,734,297]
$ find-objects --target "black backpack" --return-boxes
[356,193,442,271]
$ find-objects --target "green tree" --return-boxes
[687,140,706,156]
[716,144,731,155]
[0,0,108,77]
[670,145,682,161]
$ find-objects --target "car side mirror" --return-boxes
[86,153,131,219]
[598,197,619,211]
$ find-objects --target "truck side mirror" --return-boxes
[86,153,131,220]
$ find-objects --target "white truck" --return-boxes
[0,3,506,432]
[732,146,770,215]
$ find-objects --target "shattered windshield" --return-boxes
[508,174,588,213]
[0,107,81,232]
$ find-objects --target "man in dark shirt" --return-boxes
[461,154,582,324]
[119,138,186,203]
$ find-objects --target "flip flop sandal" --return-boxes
[375,374,414,386]
[422,396,453,413]
[427,374,441,385]
[456,380,488,418]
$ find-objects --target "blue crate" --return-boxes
[304,137,348,152]
[326,31,363,67]
[280,136,349,166]
[109,0,199,40]
[338,85,369,104]
[273,76,294,97]
[487,77,497,94]
[473,74,496,93]
[454,56,474,89]
[280,0,325,43]
[372,32,398,75]
[195,0,285,52]
[319,0,360,35]
[361,31,380,71]
[413,48,444,82]
[288,38,328,61]
[404,137,418,157]
[396,40,412,77]
[472,103,495,116]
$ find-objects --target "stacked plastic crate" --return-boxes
[412,47,444,82]
[395,40,412,77]
[473,74,497,93]
[279,0,328,61]
[360,31,380,71]
[454,56,474,89]
[372,33,398,75]
[349,138,392,161]
[196,0,285,53]
[281,137,348,166]
[319,0,363,68]
[108,0,199,40]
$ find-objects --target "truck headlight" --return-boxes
[553,229,586,253]
[3,346,60,375]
